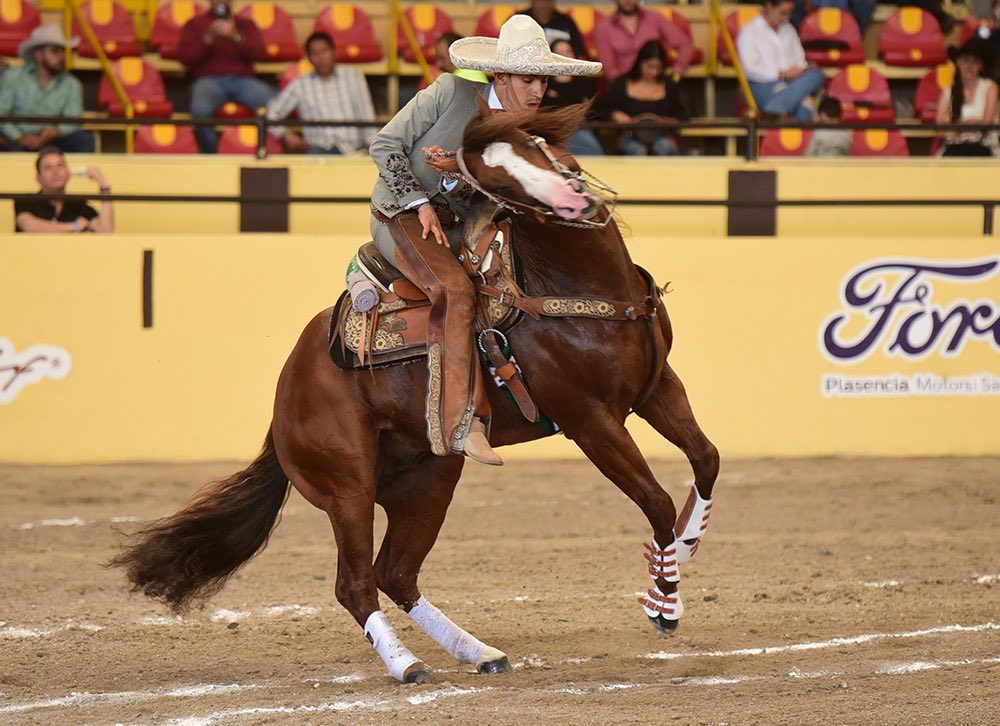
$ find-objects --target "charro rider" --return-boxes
[369,16,601,466]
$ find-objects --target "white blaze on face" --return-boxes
[481,142,589,219]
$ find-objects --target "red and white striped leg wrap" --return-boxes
[673,485,713,564]
[643,538,680,583]
[639,585,684,620]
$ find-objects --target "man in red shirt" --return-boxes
[177,0,275,152]
[593,0,694,82]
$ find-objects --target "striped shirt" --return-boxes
[266,66,377,152]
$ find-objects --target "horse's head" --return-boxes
[429,97,614,224]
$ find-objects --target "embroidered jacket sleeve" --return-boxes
[370,74,459,209]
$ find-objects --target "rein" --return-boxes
[447,137,618,230]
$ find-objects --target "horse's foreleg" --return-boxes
[564,416,683,634]
[635,361,720,564]
[374,453,512,675]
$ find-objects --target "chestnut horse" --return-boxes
[111,102,719,684]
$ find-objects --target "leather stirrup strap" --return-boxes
[479,330,538,423]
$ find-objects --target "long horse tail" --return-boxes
[108,428,289,613]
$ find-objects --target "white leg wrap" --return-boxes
[673,485,713,564]
[408,596,503,666]
[364,611,421,681]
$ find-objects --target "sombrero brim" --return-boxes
[18,35,79,62]
[450,37,602,77]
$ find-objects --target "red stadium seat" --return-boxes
[654,7,704,65]
[215,101,256,119]
[799,8,866,67]
[134,124,199,153]
[151,0,205,60]
[474,5,516,38]
[396,4,454,64]
[0,0,40,57]
[759,127,815,156]
[878,8,947,67]
[567,6,605,61]
[97,57,174,117]
[313,3,383,63]
[717,7,759,66]
[914,63,955,124]
[850,128,909,156]
[71,0,143,59]
[826,64,895,122]
[959,15,985,45]
[238,2,301,62]
[217,125,283,155]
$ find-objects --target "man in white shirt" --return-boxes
[736,0,825,122]
[266,32,377,153]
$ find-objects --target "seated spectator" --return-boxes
[518,0,588,60]
[603,40,688,156]
[178,0,275,153]
[737,0,825,122]
[805,97,851,156]
[0,24,94,153]
[936,37,999,157]
[266,32,377,154]
[434,32,488,83]
[975,0,1000,79]
[15,146,113,233]
[594,0,695,83]
[542,39,604,155]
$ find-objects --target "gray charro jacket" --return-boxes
[369,72,490,221]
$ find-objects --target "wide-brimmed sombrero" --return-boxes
[18,23,79,62]
[450,15,601,77]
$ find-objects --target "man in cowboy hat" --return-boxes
[368,15,600,466]
[0,24,94,153]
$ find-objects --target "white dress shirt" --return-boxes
[736,15,807,83]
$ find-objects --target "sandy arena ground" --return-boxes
[1,457,999,725]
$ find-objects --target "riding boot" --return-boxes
[387,210,484,457]
[464,361,502,466]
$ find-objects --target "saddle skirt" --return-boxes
[329,210,522,371]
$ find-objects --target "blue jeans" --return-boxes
[748,68,826,122]
[307,146,344,155]
[190,75,276,153]
[0,128,95,153]
[620,133,680,156]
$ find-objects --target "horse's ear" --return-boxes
[474,89,491,116]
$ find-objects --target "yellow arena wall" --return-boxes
[3,155,999,462]
[3,231,999,463]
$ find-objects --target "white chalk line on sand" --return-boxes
[646,621,1000,660]
[10,649,1000,725]
[0,684,260,715]
[16,515,138,530]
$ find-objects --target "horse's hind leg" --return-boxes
[635,361,720,564]
[374,452,511,675]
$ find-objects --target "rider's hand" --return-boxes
[417,204,446,246]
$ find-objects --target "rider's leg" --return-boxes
[381,210,501,464]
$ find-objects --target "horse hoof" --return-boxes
[477,656,512,674]
[648,615,680,635]
[403,666,435,685]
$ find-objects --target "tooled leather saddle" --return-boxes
[328,207,664,424]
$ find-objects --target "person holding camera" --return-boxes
[177,0,275,152]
